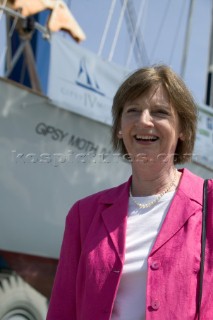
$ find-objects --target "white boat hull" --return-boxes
[0,78,131,259]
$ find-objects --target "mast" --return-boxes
[205,0,213,107]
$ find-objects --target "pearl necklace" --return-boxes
[130,170,177,209]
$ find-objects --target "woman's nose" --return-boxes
[138,110,153,126]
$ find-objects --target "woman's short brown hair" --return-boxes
[111,64,198,164]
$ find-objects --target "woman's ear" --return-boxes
[117,130,123,139]
[179,132,185,141]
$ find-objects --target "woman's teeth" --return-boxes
[135,135,158,141]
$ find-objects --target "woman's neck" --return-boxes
[131,163,181,196]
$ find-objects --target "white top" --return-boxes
[110,191,175,320]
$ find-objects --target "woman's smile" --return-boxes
[134,134,159,144]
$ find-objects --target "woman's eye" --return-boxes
[154,109,169,115]
[126,107,138,113]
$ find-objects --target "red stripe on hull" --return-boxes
[0,250,58,298]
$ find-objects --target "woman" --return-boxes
[47,65,213,319]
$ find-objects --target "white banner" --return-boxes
[47,34,130,125]
[193,104,213,170]
[47,34,213,171]
[0,13,6,77]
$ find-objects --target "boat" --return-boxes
[0,75,131,319]
[0,1,212,319]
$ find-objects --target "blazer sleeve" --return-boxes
[46,201,81,320]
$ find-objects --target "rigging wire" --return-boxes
[98,0,117,56]
[169,0,188,65]
[150,0,171,62]
[108,0,128,62]
[124,0,149,67]
[126,0,147,67]
[180,0,195,78]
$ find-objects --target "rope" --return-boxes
[98,0,117,56]
[108,0,128,62]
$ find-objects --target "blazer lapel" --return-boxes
[151,168,204,254]
[100,178,131,264]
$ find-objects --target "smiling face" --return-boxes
[118,84,183,164]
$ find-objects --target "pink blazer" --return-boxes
[47,169,213,320]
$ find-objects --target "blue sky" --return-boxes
[66,0,212,105]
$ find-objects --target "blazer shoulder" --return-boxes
[66,178,131,238]
[78,177,131,207]
[207,178,213,190]
[178,168,204,205]
[207,179,213,215]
